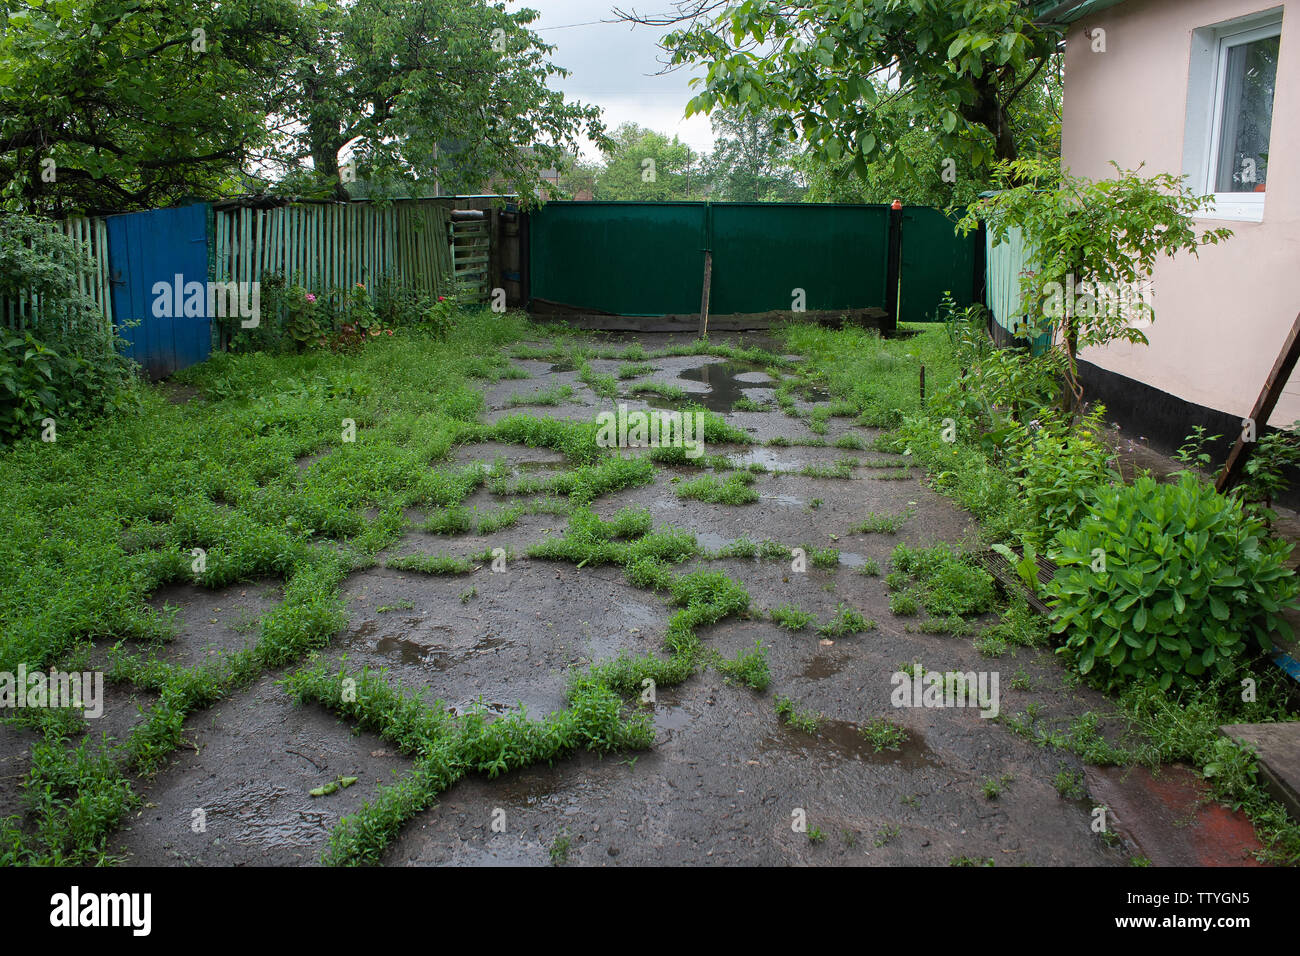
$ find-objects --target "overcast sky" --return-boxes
[527,0,716,159]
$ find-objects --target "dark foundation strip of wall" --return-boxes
[1077,359,1300,510]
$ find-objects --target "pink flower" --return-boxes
[385,329,394,336]
[437,296,445,302]
[305,293,317,303]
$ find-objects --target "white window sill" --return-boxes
[1197,194,1266,222]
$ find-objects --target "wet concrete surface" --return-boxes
[47,330,1140,866]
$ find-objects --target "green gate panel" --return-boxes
[708,203,889,314]
[529,202,705,315]
[898,207,978,322]
[529,200,978,321]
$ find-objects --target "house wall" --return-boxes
[1060,0,1300,427]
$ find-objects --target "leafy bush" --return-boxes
[1046,473,1299,691]
[1009,407,1119,546]
[0,215,134,441]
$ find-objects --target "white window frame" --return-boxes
[1183,9,1283,223]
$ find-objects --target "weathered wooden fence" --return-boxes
[212,200,455,295]
[1,216,114,333]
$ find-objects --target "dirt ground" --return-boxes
[52,332,1133,866]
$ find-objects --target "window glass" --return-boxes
[1215,33,1279,192]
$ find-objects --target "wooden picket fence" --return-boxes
[212,200,455,297]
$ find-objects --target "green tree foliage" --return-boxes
[593,123,705,201]
[796,62,1061,207]
[0,0,299,214]
[0,0,608,213]
[703,107,804,201]
[649,0,1063,182]
[276,0,609,200]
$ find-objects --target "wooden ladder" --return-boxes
[450,216,490,303]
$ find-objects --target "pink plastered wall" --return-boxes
[1060,0,1300,426]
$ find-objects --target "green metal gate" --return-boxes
[898,206,980,323]
[527,201,978,323]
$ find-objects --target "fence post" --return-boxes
[698,203,713,338]
[884,201,903,331]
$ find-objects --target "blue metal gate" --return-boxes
[106,204,211,378]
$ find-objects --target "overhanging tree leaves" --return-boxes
[623,0,1063,181]
[0,0,300,215]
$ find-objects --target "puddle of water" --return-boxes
[800,655,844,680]
[761,720,939,770]
[374,636,451,669]
[760,492,805,507]
[696,531,732,552]
[653,702,692,739]
[837,552,868,568]
[547,362,577,373]
[727,447,807,472]
[676,362,775,413]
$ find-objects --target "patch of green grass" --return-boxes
[850,506,915,535]
[577,362,619,400]
[982,774,1014,799]
[859,717,908,752]
[817,603,876,637]
[855,557,881,576]
[628,381,687,401]
[674,472,759,505]
[909,614,978,637]
[890,591,919,616]
[386,553,477,575]
[732,396,766,412]
[280,659,654,866]
[618,363,655,380]
[709,536,758,559]
[550,832,572,865]
[806,546,839,569]
[507,384,574,407]
[770,604,816,631]
[475,503,525,535]
[716,640,771,691]
[887,543,995,619]
[874,824,900,847]
[775,695,824,734]
[1053,768,1085,799]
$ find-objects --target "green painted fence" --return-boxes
[709,203,890,314]
[213,200,454,297]
[527,201,977,322]
[985,224,1051,352]
[899,206,979,323]
[528,202,706,316]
